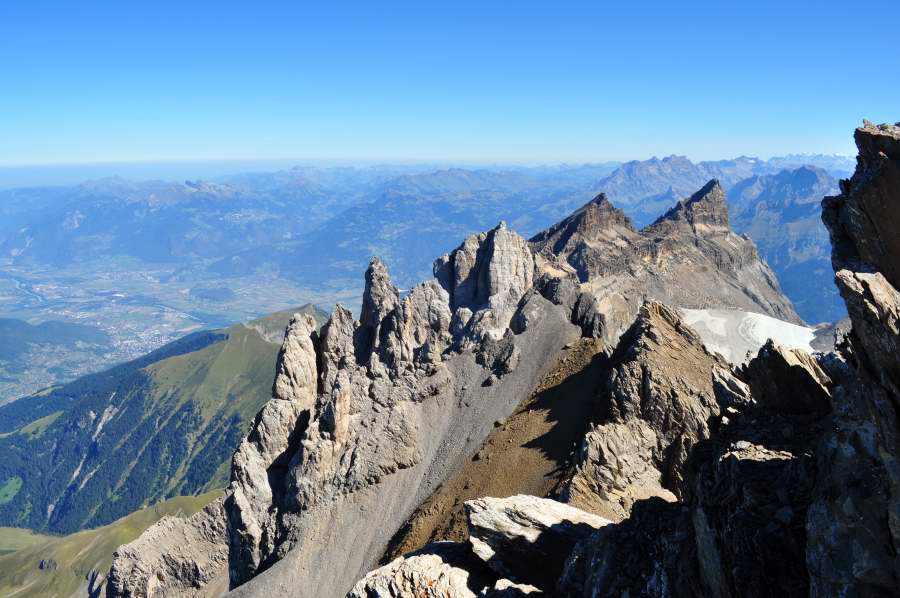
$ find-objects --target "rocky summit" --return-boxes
[106,123,899,598]
[530,180,799,344]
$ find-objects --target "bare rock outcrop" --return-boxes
[562,302,743,520]
[813,120,900,595]
[226,313,319,582]
[347,542,492,598]
[739,339,833,416]
[435,221,535,340]
[823,121,900,289]
[218,227,576,597]
[465,495,610,589]
[106,497,229,598]
[560,340,832,598]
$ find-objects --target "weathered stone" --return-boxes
[347,542,491,598]
[226,313,319,583]
[435,222,535,339]
[360,257,400,356]
[531,182,801,346]
[822,121,900,289]
[107,497,229,598]
[835,269,900,391]
[562,302,735,519]
[813,121,900,594]
[465,495,610,589]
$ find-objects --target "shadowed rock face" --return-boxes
[813,120,900,596]
[650,179,731,233]
[465,495,611,588]
[824,122,900,289]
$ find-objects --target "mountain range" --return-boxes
[99,121,900,598]
[101,168,811,596]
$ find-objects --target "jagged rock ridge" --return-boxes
[107,179,804,597]
[347,122,900,596]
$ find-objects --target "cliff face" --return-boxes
[814,121,900,594]
[107,179,806,597]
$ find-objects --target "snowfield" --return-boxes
[680,308,816,364]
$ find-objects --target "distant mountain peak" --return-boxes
[529,192,635,257]
[650,179,729,231]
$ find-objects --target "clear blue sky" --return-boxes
[1,1,897,165]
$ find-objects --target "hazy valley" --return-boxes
[0,153,852,404]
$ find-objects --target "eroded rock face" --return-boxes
[823,121,900,289]
[106,497,229,598]
[740,339,833,416]
[560,345,831,598]
[226,313,319,582]
[434,221,535,340]
[217,226,577,597]
[562,302,741,520]
[530,183,800,345]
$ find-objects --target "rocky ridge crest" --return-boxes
[107,176,810,597]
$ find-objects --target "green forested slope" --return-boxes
[0,305,326,533]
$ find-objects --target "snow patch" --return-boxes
[680,308,816,365]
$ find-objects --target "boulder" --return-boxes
[465,495,610,589]
[347,543,490,598]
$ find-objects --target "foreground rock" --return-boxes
[466,495,610,589]
[560,337,833,597]
[347,542,493,598]
[815,120,900,594]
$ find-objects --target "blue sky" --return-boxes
[1,1,897,165]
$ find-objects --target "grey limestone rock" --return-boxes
[465,495,610,590]
[106,497,229,598]
[347,542,490,598]
[532,183,800,345]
